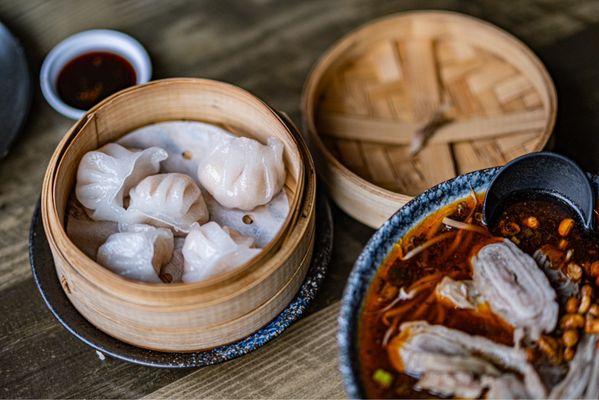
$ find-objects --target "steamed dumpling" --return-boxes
[126,173,209,234]
[181,222,261,283]
[76,143,167,222]
[197,136,285,210]
[97,224,174,283]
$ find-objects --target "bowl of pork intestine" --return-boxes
[68,120,289,284]
[339,168,599,399]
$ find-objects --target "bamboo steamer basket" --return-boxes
[40,78,316,352]
[302,11,557,228]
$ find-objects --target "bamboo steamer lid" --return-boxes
[302,11,556,228]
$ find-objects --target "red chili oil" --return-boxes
[56,51,136,110]
[358,195,599,398]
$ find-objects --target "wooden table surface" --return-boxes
[2,0,599,398]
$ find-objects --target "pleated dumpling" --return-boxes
[197,136,286,210]
[97,224,174,283]
[76,143,167,222]
[127,173,209,234]
[181,222,261,283]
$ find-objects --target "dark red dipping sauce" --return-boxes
[57,51,136,110]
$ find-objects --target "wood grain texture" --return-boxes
[144,303,343,399]
[303,11,557,228]
[1,0,599,398]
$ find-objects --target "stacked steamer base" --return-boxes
[41,78,316,352]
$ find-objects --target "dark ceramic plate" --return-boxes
[0,22,31,159]
[338,167,599,398]
[29,192,332,368]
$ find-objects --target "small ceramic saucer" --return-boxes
[29,192,332,368]
[40,29,151,119]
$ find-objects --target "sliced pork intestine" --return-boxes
[434,276,483,309]
[549,334,598,399]
[586,345,599,400]
[533,244,579,301]
[388,321,546,398]
[471,239,558,341]
[483,373,530,399]
[415,371,485,398]
[415,370,529,400]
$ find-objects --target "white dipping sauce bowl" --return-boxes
[40,29,151,119]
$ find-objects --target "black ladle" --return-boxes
[483,152,595,232]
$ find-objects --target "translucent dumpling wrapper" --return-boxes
[126,173,209,235]
[97,224,174,283]
[76,143,167,222]
[471,239,558,342]
[197,136,286,211]
[181,222,261,283]
[65,199,119,258]
[117,121,290,247]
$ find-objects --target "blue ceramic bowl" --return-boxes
[338,167,599,398]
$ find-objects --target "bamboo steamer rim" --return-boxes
[41,78,313,300]
[301,10,557,214]
[43,79,305,287]
[41,120,315,310]
[74,230,314,352]
[42,146,314,308]
[77,226,314,340]
[45,78,308,291]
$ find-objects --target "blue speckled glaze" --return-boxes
[338,168,599,399]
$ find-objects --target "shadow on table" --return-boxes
[538,22,599,174]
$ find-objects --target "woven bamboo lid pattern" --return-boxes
[303,11,556,228]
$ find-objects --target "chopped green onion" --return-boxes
[372,368,393,388]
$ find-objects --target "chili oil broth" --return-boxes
[358,194,599,399]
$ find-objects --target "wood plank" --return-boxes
[385,146,430,196]
[466,61,516,93]
[416,143,456,187]
[440,56,486,82]
[361,143,398,190]
[436,40,477,63]
[523,91,543,108]
[399,38,440,118]
[368,40,402,82]
[0,279,193,398]
[366,80,405,99]
[477,88,504,116]
[144,303,344,399]
[501,96,528,112]
[447,77,505,173]
[388,93,414,120]
[495,131,539,152]
[318,110,548,145]
[495,75,534,103]
[336,139,372,180]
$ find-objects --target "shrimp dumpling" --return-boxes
[97,224,174,283]
[76,143,167,222]
[197,136,286,210]
[181,222,261,283]
[127,173,209,234]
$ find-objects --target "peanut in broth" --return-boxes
[358,193,599,399]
